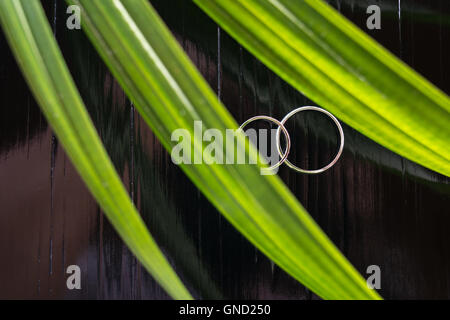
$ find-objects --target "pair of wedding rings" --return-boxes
[239,106,344,174]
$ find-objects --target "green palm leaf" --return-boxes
[194,0,450,177]
[0,0,191,300]
[66,0,380,299]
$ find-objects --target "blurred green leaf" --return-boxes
[0,0,191,300]
[68,0,380,299]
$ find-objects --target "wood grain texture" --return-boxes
[0,0,449,299]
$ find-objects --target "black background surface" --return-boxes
[0,0,449,299]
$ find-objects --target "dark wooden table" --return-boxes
[0,0,449,299]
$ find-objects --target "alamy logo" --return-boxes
[367,5,381,30]
[66,265,81,290]
[66,5,81,30]
[366,265,381,289]
[171,120,279,175]
[170,107,344,176]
